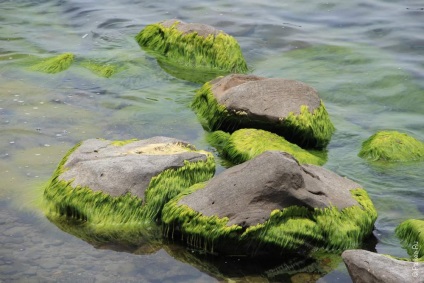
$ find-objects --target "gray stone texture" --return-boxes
[342,249,424,283]
[179,151,359,227]
[161,19,221,37]
[59,137,208,198]
[210,74,321,122]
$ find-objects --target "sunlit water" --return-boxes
[1,0,423,282]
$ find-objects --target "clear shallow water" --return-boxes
[1,0,423,282]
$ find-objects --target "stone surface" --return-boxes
[211,74,321,120]
[161,19,221,37]
[60,137,208,198]
[179,151,358,227]
[342,249,424,283]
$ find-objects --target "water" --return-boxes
[1,0,423,282]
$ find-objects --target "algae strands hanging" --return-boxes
[135,19,248,82]
[43,137,215,244]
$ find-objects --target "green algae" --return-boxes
[30,52,74,74]
[208,129,327,165]
[44,139,216,241]
[162,186,377,256]
[191,82,335,149]
[80,61,118,78]
[358,131,424,162]
[135,20,248,81]
[395,219,424,261]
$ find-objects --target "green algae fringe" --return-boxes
[80,61,118,78]
[192,82,335,149]
[43,140,215,239]
[207,129,327,165]
[30,53,74,74]
[162,187,377,256]
[395,219,424,261]
[135,21,248,74]
[359,131,424,162]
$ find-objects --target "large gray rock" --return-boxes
[342,250,424,283]
[161,19,221,37]
[179,151,359,227]
[60,137,209,198]
[211,74,321,121]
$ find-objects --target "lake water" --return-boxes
[1,0,423,282]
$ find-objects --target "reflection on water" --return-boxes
[1,0,424,282]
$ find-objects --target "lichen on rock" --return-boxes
[191,74,335,149]
[135,19,248,82]
[359,130,424,162]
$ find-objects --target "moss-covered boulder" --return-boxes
[135,19,248,83]
[192,74,335,149]
[359,131,424,162]
[162,151,377,256]
[30,52,74,74]
[44,137,215,241]
[396,219,424,261]
[208,129,327,166]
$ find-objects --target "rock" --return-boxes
[395,219,424,261]
[359,130,424,162]
[44,137,215,243]
[162,151,376,255]
[135,19,248,83]
[342,249,424,283]
[191,74,335,149]
[207,129,327,166]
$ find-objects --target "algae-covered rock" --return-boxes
[44,137,215,238]
[135,19,248,82]
[342,249,424,283]
[395,219,424,261]
[192,74,335,149]
[162,151,377,256]
[80,61,118,78]
[208,129,327,166]
[359,131,424,162]
[30,52,74,74]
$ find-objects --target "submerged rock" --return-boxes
[342,250,424,283]
[44,137,215,237]
[192,74,335,149]
[359,131,424,162]
[396,219,424,261]
[135,19,248,82]
[162,151,376,256]
[30,53,74,74]
[208,129,327,166]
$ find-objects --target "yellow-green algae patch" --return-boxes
[162,187,377,256]
[135,20,248,76]
[191,82,335,149]
[44,139,215,242]
[80,61,118,78]
[30,53,74,74]
[395,219,424,261]
[359,131,424,162]
[208,129,327,166]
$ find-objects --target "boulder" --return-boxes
[162,151,376,255]
[359,130,424,162]
[135,19,248,82]
[191,74,335,148]
[208,129,327,166]
[44,137,215,231]
[342,250,424,283]
[396,219,424,261]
